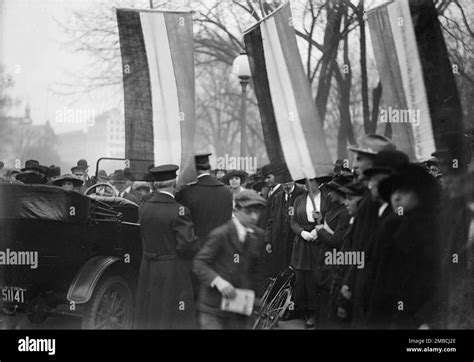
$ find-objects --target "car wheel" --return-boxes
[81,275,134,330]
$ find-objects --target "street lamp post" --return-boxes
[233,52,251,158]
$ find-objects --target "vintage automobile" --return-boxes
[0,181,142,329]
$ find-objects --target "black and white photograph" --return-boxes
[0,0,473,359]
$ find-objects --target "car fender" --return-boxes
[67,256,121,304]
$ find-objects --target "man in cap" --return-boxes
[176,153,233,249]
[340,146,409,328]
[134,164,199,329]
[193,190,267,329]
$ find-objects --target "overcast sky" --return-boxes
[2,0,121,133]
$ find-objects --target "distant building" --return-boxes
[55,108,125,173]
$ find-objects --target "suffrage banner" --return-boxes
[244,4,333,182]
[368,0,464,162]
[116,8,196,184]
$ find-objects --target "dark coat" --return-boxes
[176,175,233,246]
[258,184,282,230]
[192,220,267,316]
[264,184,306,276]
[367,210,440,329]
[341,193,391,327]
[315,202,350,290]
[134,192,199,329]
[290,191,318,271]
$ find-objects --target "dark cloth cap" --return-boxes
[235,190,266,208]
[363,150,410,177]
[222,169,248,185]
[149,164,179,182]
[52,174,84,187]
[195,153,211,170]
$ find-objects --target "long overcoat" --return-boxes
[134,192,199,329]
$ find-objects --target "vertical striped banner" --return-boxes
[368,0,464,163]
[244,4,333,182]
[116,8,196,185]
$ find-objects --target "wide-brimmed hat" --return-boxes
[336,180,367,196]
[324,174,354,193]
[222,170,248,185]
[348,134,396,156]
[235,190,266,208]
[21,160,44,173]
[52,174,84,187]
[378,163,440,205]
[15,171,47,184]
[363,150,410,177]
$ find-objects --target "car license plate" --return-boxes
[1,286,26,304]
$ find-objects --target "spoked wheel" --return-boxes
[81,276,134,330]
[253,286,292,330]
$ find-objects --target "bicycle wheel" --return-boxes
[253,286,292,330]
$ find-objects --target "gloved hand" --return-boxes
[310,229,317,240]
[341,285,352,300]
[337,307,348,320]
[213,277,236,299]
[301,230,314,241]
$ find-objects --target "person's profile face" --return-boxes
[264,174,275,187]
[354,154,374,181]
[345,195,363,215]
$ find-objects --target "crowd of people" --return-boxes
[0,132,472,330]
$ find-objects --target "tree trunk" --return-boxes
[370,82,382,133]
[315,0,345,125]
[359,0,371,134]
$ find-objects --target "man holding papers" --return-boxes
[193,190,267,329]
